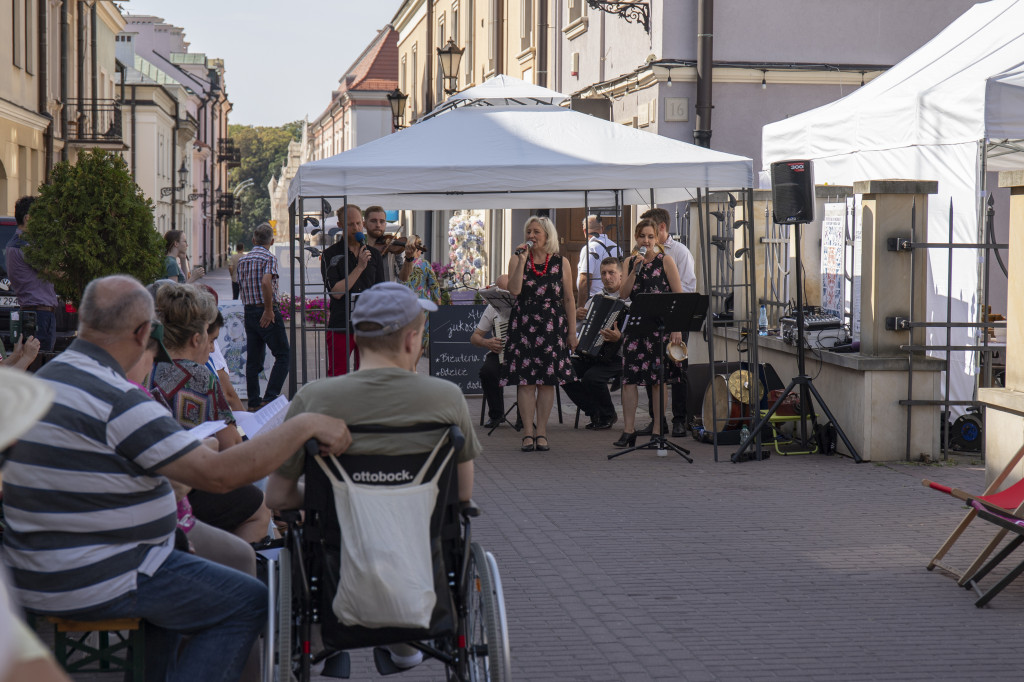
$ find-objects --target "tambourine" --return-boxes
[667,341,688,363]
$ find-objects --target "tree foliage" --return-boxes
[228,121,303,247]
[23,149,164,305]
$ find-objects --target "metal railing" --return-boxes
[65,99,123,144]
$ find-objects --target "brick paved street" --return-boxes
[54,269,1022,681]
[321,407,1019,682]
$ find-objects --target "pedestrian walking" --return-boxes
[4,196,58,351]
[229,242,246,299]
[236,223,290,409]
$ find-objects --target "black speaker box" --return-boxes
[771,160,815,224]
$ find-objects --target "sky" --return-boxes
[121,1,399,127]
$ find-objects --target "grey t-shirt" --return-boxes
[277,367,481,480]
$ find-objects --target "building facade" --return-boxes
[124,14,238,270]
[0,0,126,215]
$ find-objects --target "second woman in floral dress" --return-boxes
[615,218,684,449]
[502,216,577,452]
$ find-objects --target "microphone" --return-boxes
[631,246,647,274]
[515,240,534,256]
[355,231,366,246]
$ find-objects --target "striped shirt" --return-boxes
[236,245,279,306]
[1,339,200,614]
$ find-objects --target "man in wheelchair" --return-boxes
[266,282,504,679]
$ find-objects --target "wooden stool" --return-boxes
[48,617,145,681]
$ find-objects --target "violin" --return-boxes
[382,232,408,254]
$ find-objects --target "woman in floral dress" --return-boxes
[614,219,684,448]
[502,216,577,452]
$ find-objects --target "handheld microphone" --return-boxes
[638,246,648,257]
[631,246,647,274]
[515,240,534,256]
[355,231,366,245]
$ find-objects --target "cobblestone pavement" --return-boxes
[61,269,1024,680]
[319,408,1017,682]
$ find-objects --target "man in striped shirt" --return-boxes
[237,222,291,409]
[2,275,350,680]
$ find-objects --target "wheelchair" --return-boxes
[272,423,511,681]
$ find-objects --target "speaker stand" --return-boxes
[732,222,862,464]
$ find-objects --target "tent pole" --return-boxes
[288,199,298,396]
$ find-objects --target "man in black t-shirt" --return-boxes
[322,204,385,376]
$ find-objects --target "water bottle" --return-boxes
[9,311,20,345]
[740,423,750,444]
[758,304,769,336]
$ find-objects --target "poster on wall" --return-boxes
[820,203,846,318]
[849,197,862,341]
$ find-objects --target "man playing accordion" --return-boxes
[564,257,627,430]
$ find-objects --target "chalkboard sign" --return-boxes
[428,304,488,394]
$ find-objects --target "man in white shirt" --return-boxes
[576,215,623,306]
[640,207,697,437]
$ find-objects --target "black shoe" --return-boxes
[521,436,536,452]
[594,414,618,430]
[672,419,688,438]
[613,431,637,447]
[535,436,550,451]
[484,417,502,429]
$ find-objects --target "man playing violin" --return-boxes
[365,205,414,283]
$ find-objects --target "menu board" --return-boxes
[428,304,488,394]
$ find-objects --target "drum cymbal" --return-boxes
[728,370,757,403]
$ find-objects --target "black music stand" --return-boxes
[732,221,862,463]
[610,292,708,462]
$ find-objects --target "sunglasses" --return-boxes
[133,319,165,341]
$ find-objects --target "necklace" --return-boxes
[529,252,551,277]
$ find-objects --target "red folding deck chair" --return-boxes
[923,443,1024,597]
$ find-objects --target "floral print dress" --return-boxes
[622,253,683,386]
[502,253,576,386]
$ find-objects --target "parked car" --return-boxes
[1,217,78,351]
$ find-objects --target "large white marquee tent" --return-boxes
[287,76,754,211]
[762,0,1024,410]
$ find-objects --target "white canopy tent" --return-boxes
[762,0,1024,412]
[288,76,754,211]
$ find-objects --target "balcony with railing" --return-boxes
[217,193,241,218]
[65,99,124,147]
[217,138,241,167]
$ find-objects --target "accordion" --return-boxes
[576,295,628,360]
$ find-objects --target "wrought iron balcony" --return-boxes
[65,99,124,146]
[217,138,241,167]
[217,193,241,218]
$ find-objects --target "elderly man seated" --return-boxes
[266,281,481,670]
[1,275,351,682]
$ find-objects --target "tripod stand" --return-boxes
[732,222,861,463]
[610,292,708,462]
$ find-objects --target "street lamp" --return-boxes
[386,88,409,130]
[161,161,188,197]
[436,39,465,95]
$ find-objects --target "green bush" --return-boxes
[24,149,164,305]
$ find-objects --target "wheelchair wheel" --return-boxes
[466,543,511,681]
[277,546,296,682]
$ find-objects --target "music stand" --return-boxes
[732,221,862,463]
[610,292,709,462]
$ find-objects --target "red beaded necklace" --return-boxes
[528,252,551,277]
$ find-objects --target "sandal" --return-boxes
[534,436,550,452]
[521,436,536,452]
